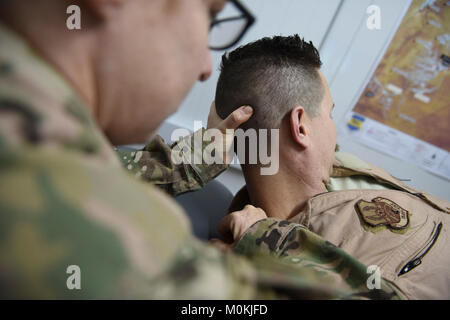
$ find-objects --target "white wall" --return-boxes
[158,0,450,201]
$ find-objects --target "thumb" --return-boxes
[218,106,253,132]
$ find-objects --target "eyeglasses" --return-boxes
[209,0,256,51]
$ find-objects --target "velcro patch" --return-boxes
[356,197,410,233]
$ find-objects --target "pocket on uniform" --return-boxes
[378,217,442,282]
[397,221,443,277]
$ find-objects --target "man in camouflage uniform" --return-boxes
[215,35,450,300]
[0,0,404,299]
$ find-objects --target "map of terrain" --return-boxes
[353,0,449,151]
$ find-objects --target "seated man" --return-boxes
[215,35,450,300]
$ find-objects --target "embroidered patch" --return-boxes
[355,197,410,233]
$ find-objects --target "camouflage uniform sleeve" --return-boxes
[151,231,406,300]
[231,218,407,300]
[116,128,228,196]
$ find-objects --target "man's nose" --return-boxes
[198,51,212,81]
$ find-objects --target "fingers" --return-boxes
[217,205,268,245]
[207,100,253,133]
[218,106,253,132]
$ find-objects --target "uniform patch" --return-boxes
[355,197,410,233]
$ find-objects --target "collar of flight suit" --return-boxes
[0,23,120,167]
[227,152,450,217]
[331,152,450,214]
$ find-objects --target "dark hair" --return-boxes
[215,35,324,130]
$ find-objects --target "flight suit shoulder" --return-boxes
[331,152,450,214]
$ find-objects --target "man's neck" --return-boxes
[244,164,327,220]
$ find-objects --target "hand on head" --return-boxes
[206,101,254,165]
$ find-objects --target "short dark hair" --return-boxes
[215,35,324,130]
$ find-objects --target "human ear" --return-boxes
[289,106,309,149]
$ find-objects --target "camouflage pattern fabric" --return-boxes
[153,218,405,299]
[117,131,228,197]
[234,219,403,299]
[0,23,405,299]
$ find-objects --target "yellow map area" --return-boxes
[353,0,450,151]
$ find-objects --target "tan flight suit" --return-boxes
[229,152,450,299]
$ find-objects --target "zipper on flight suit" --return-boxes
[398,222,443,276]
